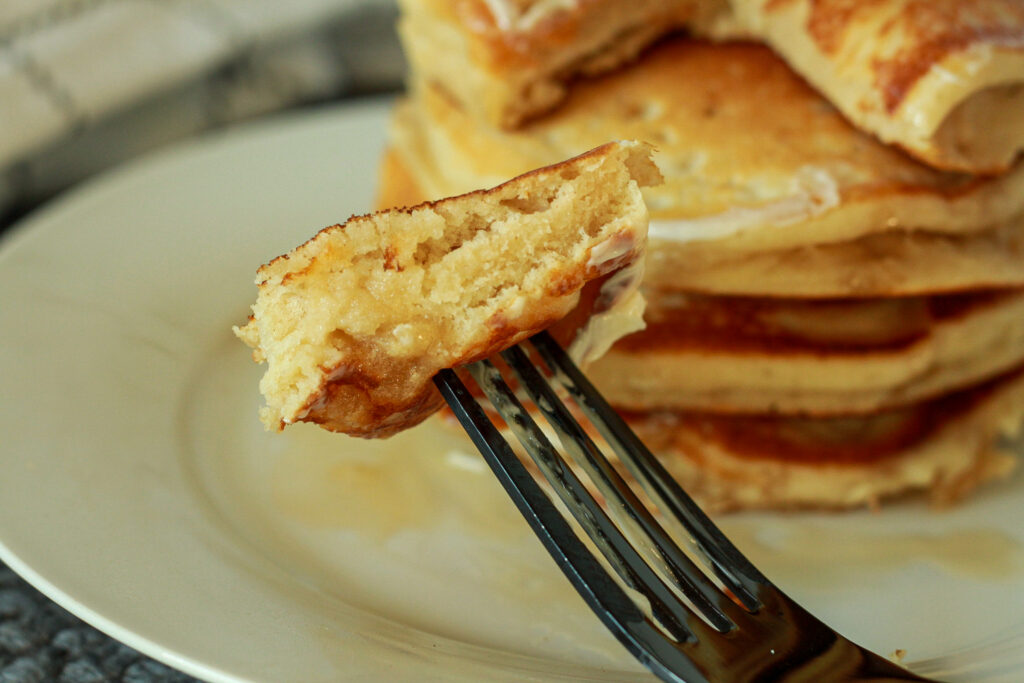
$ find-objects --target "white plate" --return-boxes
[2,98,1024,682]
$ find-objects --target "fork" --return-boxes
[433,330,940,683]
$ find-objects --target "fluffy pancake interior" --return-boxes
[237,141,660,437]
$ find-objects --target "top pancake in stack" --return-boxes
[383,2,1024,510]
[400,0,1024,172]
[397,0,725,128]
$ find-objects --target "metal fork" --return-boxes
[433,331,940,683]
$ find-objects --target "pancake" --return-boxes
[236,141,659,437]
[645,217,1024,298]
[588,289,1024,415]
[389,39,1024,263]
[398,1,1024,173]
[466,363,1024,512]
[379,143,1024,298]
[375,147,425,213]
[624,367,1024,511]
[396,0,719,129]
[719,0,1024,173]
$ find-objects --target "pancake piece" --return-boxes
[397,0,719,129]
[589,290,1024,415]
[389,40,1024,261]
[236,141,660,438]
[720,0,1024,173]
[627,368,1024,511]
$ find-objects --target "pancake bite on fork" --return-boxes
[236,141,660,438]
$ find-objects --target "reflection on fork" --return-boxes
[434,331,940,683]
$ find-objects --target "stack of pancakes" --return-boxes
[377,0,1024,511]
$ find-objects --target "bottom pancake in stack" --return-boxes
[622,370,1024,512]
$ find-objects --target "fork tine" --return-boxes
[528,331,767,609]
[499,344,745,632]
[433,369,710,683]
[466,359,697,642]
[438,339,939,683]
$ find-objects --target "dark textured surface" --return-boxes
[0,565,201,683]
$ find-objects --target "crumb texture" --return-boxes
[236,140,659,437]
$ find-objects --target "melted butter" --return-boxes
[720,521,1024,588]
[268,420,531,542]
[648,165,840,244]
[481,0,578,32]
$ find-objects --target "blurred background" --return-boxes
[0,0,404,229]
[0,1,401,680]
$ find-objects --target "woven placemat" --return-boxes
[0,562,200,682]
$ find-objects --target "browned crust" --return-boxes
[260,141,646,280]
[438,364,1023,511]
[410,0,713,128]
[245,141,657,438]
[453,0,699,68]
[615,289,1019,356]
[767,0,1024,114]
[303,366,446,439]
[625,364,1024,467]
[416,37,1018,218]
